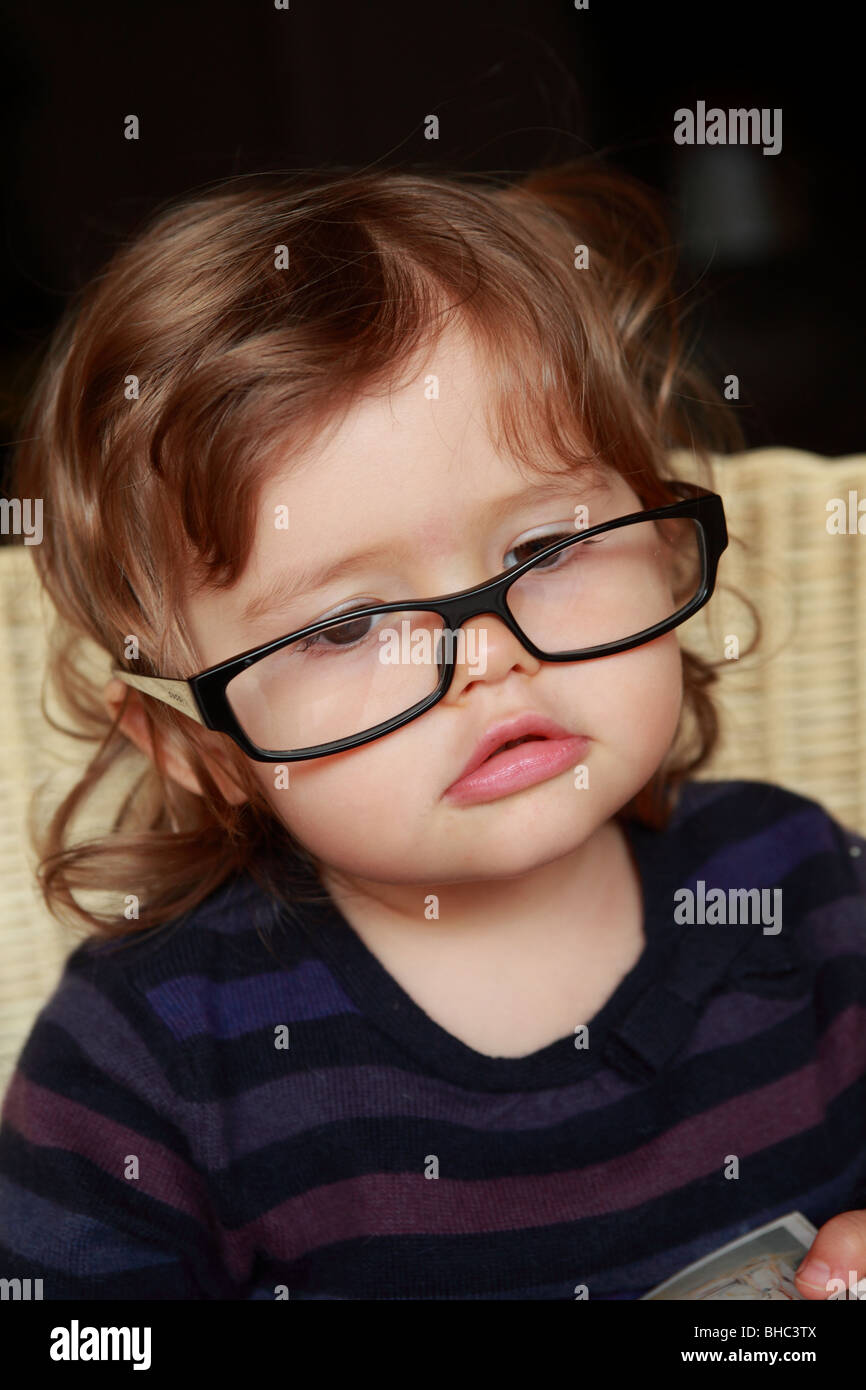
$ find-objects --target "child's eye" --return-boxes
[506,529,602,569]
[295,605,385,656]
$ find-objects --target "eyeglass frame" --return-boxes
[110,478,727,762]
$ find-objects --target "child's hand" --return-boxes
[794,1211,866,1299]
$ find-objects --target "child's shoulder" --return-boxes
[10,871,312,1111]
[63,871,311,1023]
[674,776,865,863]
[76,868,298,963]
[58,878,219,990]
[671,776,866,957]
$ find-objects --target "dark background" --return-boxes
[1,0,862,504]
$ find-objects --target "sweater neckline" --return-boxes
[289,800,708,1092]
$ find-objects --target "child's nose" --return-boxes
[446,614,543,696]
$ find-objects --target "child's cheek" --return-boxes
[247,738,418,859]
[585,634,684,781]
[564,629,682,739]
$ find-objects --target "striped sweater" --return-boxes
[1,777,865,1300]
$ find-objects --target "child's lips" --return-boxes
[443,732,590,806]
[448,711,582,786]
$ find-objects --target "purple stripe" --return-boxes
[144,960,360,1040]
[795,895,866,959]
[0,1174,181,1275]
[683,990,806,1056]
[38,973,190,1117]
[693,806,839,890]
[3,1072,211,1222]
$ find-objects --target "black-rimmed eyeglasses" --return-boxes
[110,479,727,762]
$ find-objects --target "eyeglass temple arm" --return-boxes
[110,669,206,725]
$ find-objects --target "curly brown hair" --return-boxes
[9,157,757,941]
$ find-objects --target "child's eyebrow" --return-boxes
[240,472,611,627]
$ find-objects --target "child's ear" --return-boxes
[102,678,248,806]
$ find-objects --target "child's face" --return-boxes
[183,325,684,887]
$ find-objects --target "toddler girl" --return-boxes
[1,160,864,1300]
